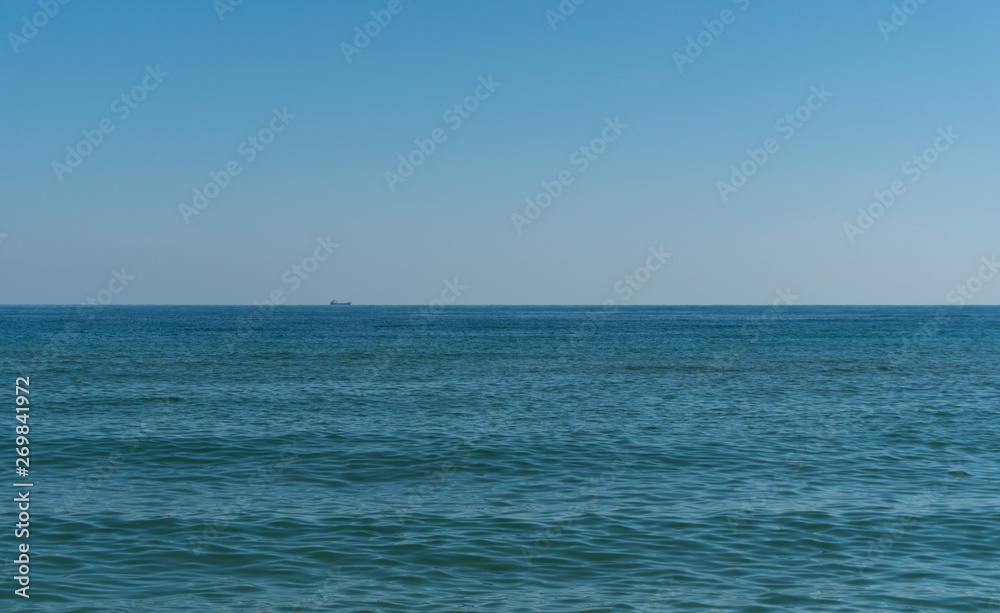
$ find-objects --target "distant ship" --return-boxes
[329,300,351,305]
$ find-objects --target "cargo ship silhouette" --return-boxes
[329,300,351,305]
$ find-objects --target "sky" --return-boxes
[1,0,999,305]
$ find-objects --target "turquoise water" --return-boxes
[2,306,999,612]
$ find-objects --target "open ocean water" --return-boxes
[1,305,999,612]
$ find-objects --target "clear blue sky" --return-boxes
[1,0,998,305]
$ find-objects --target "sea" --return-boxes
[1,305,998,612]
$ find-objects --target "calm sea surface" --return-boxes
[1,306,998,612]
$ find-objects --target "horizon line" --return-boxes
[1,304,995,308]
